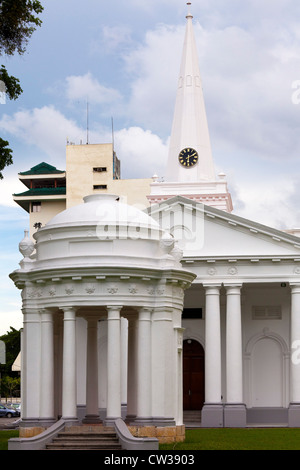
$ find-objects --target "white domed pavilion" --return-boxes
[10,194,195,445]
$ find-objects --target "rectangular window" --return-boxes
[31,202,41,212]
[252,306,282,320]
[93,167,107,172]
[182,308,203,319]
[93,185,107,190]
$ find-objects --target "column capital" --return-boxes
[40,310,54,322]
[61,307,77,322]
[137,307,153,321]
[60,306,77,314]
[224,284,243,295]
[106,305,123,312]
[290,283,300,293]
[106,305,123,320]
[203,284,222,295]
[137,306,153,313]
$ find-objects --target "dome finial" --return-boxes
[186,2,193,19]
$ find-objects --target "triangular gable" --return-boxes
[147,196,300,259]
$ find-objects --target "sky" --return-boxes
[0,0,300,335]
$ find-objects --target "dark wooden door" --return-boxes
[183,339,205,410]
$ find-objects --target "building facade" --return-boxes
[9,3,300,443]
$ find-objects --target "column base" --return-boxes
[201,404,224,428]
[131,416,154,426]
[104,416,122,426]
[224,403,246,428]
[288,403,300,427]
[129,416,176,427]
[61,416,79,426]
[82,414,102,424]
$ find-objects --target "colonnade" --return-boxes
[201,284,245,427]
[202,282,300,427]
[20,304,181,429]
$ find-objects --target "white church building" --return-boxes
[8,2,300,450]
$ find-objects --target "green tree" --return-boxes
[0,0,44,179]
[1,376,20,401]
[0,327,20,375]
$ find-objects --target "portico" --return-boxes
[146,195,300,427]
[10,194,195,438]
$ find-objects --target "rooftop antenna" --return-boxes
[111,116,115,152]
[86,100,89,144]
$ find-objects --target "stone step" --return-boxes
[57,432,117,439]
[46,443,122,450]
[53,436,119,443]
[183,410,202,422]
[45,426,123,450]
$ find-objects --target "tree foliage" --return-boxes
[0,327,20,375]
[0,0,44,178]
[0,0,43,56]
[0,138,13,179]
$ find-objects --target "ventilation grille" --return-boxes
[252,305,282,320]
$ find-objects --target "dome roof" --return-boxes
[32,194,175,270]
[43,194,160,232]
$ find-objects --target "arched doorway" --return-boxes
[183,339,205,410]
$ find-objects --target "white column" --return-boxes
[22,308,41,423]
[136,307,152,423]
[105,306,122,424]
[204,285,222,402]
[61,307,78,422]
[83,317,101,423]
[151,307,175,425]
[224,284,246,427]
[40,309,55,424]
[225,285,243,403]
[289,284,300,426]
[121,317,128,412]
[126,317,138,420]
[201,285,223,427]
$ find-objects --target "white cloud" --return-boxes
[124,24,184,135]
[0,176,25,207]
[65,72,122,104]
[233,175,300,230]
[92,25,133,54]
[0,106,86,161]
[114,127,168,179]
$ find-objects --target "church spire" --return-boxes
[148,3,232,212]
[165,2,216,183]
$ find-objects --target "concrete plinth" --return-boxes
[201,404,223,427]
[224,404,246,428]
[289,403,300,427]
[82,414,102,424]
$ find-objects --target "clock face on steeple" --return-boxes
[178,148,199,167]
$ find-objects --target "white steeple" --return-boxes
[166,2,215,183]
[148,3,233,212]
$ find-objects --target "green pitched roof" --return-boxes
[19,162,65,176]
[13,187,66,197]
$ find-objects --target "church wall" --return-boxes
[182,283,291,410]
[242,285,290,409]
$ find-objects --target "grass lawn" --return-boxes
[160,428,300,450]
[2,428,300,451]
[0,431,19,451]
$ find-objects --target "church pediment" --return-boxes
[147,196,300,260]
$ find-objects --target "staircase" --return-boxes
[45,425,123,450]
[183,410,202,428]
